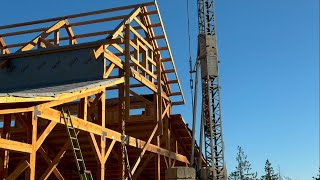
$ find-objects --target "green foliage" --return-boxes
[228,146,258,180]
[260,159,279,180]
[312,168,320,180]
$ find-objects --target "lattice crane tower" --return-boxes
[192,0,227,179]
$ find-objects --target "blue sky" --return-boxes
[1,0,319,179]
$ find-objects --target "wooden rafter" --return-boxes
[0,37,10,54]
[18,20,66,52]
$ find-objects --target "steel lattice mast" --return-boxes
[196,0,226,179]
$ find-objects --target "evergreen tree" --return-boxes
[312,168,320,180]
[260,159,278,180]
[228,146,257,180]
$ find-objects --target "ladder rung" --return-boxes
[77,159,83,161]
[68,126,74,129]
[70,137,77,140]
[74,148,80,151]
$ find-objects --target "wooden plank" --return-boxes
[6,160,29,180]
[0,139,31,153]
[38,108,189,164]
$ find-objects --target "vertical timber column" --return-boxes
[123,22,131,180]
[99,90,106,180]
[156,54,162,180]
[0,114,11,179]
[25,113,32,180]
[118,53,125,179]
[30,111,37,179]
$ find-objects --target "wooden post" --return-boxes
[164,117,171,167]
[0,114,11,179]
[99,90,106,180]
[156,48,162,180]
[120,21,131,180]
[118,42,125,180]
[25,113,32,180]
[30,111,37,179]
[156,135,160,180]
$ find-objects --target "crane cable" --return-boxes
[186,0,194,108]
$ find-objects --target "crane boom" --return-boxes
[196,0,226,179]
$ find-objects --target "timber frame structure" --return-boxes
[0,1,203,180]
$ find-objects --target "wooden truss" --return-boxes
[0,1,199,179]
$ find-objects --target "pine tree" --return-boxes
[312,168,320,180]
[228,146,257,180]
[260,159,278,180]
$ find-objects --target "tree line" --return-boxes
[228,146,320,180]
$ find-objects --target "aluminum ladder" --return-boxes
[61,108,93,180]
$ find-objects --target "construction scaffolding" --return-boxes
[0,2,203,179]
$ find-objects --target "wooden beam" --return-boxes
[39,147,64,179]
[156,136,160,180]
[129,90,153,106]
[0,114,11,179]
[104,63,115,78]
[6,160,29,180]
[0,138,31,153]
[35,121,57,150]
[0,107,33,115]
[130,124,158,176]
[29,112,37,179]
[133,153,154,179]
[103,139,116,163]
[0,2,154,30]
[39,132,77,180]
[38,108,189,164]
[89,133,102,163]
[99,90,106,180]
[54,30,60,45]
[64,23,77,45]
[0,37,10,54]
[18,20,66,52]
